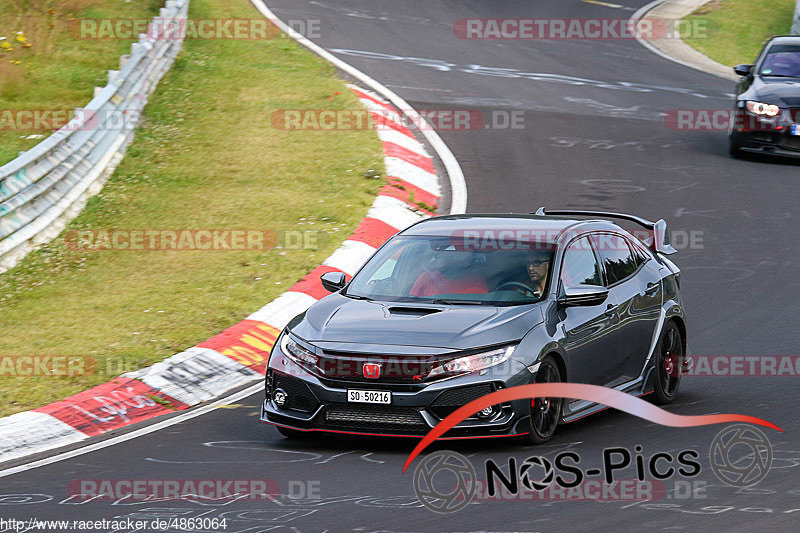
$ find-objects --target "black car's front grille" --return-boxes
[317,377,425,393]
[314,351,442,383]
[778,132,800,151]
[324,403,428,432]
[430,383,495,419]
[272,373,319,413]
[779,110,800,151]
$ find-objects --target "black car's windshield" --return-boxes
[345,235,555,305]
[760,44,800,77]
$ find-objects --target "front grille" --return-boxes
[430,384,495,419]
[778,110,800,151]
[314,351,441,383]
[272,373,319,413]
[778,131,800,151]
[317,376,425,393]
[749,131,774,142]
[325,404,428,432]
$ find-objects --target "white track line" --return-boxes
[0,0,466,475]
[249,0,467,214]
[0,383,262,479]
[631,0,730,79]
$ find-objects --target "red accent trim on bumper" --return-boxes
[261,418,528,440]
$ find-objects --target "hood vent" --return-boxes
[387,306,443,318]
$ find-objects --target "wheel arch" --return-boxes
[666,315,687,353]
[542,350,568,382]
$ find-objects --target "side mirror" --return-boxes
[733,64,753,77]
[320,271,346,293]
[558,285,609,307]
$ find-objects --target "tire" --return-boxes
[276,425,305,439]
[526,356,563,444]
[728,133,744,158]
[652,321,684,404]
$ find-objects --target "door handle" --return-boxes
[645,282,659,295]
[604,304,618,317]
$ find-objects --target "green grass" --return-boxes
[0,0,384,416]
[0,0,164,165]
[682,0,795,66]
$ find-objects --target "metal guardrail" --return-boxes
[0,0,190,273]
[793,0,800,35]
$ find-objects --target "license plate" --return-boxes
[792,124,800,136]
[347,389,391,404]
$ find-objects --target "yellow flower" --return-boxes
[15,32,27,44]
[0,38,11,50]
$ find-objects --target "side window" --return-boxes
[560,237,602,288]
[590,233,638,286]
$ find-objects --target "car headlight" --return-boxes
[278,331,319,366]
[745,101,780,117]
[428,345,516,379]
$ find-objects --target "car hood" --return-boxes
[752,77,800,106]
[290,293,544,352]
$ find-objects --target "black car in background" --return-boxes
[261,210,687,444]
[729,36,800,157]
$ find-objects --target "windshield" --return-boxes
[345,235,555,305]
[760,44,800,77]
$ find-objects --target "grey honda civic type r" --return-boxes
[261,208,687,444]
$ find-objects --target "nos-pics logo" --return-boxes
[413,424,773,513]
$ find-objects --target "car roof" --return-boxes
[400,214,623,243]
[765,36,800,47]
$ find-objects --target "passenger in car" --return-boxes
[409,251,488,297]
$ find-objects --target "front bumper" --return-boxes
[261,354,534,439]
[731,109,800,157]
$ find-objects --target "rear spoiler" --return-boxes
[533,207,678,255]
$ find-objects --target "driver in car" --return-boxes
[508,253,551,298]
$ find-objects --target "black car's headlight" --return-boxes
[427,345,517,379]
[278,331,319,366]
[745,101,780,117]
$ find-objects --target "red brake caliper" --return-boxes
[664,351,675,376]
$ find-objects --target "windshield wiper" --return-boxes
[430,298,484,305]
[344,293,373,301]
[761,73,800,77]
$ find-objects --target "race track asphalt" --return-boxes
[2,1,799,531]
